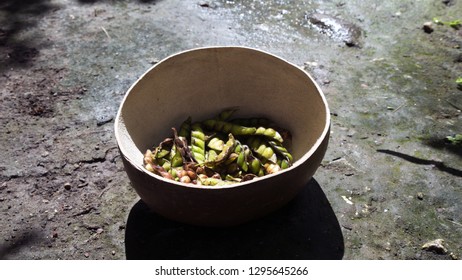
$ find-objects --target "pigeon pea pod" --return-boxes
[248,154,264,176]
[207,137,225,151]
[202,119,257,136]
[278,158,291,170]
[205,133,236,167]
[206,149,218,162]
[203,119,283,142]
[235,143,249,172]
[178,116,192,139]
[224,152,239,166]
[261,147,277,163]
[268,140,293,163]
[247,137,277,164]
[264,162,282,174]
[169,145,183,168]
[254,127,284,143]
[172,127,195,163]
[152,138,173,160]
[190,123,206,164]
[161,159,171,172]
[143,109,293,185]
[198,174,229,186]
[156,148,170,159]
[216,107,239,121]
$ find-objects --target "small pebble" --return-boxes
[111,250,116,256]
[64,182,71,190]
[84,252,89,258]
[422,239,448,255]
[148,58,159,65]
[96,115,113,126]
[423,22,434,33]
[417,192,424,200]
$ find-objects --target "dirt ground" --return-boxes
[1,0,461,260]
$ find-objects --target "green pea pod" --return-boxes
[156,148,170,159]
[263,147,277,163]
[150,137,173,162]
[207,137,225,151]
[268,140,293,163]
[224,152,238,165]
[178,116,192,139]
[264,162,281,174]
[236,144,248,172]
[254,127,284,143]
[190,123,206,164]
[206,149,218,162]
[170,145,183,168]
[202,119,257,136]
[247,136,263,150]
[278,158,291,169]
[247,137,277,163]
[205,133,236,167]
[232,118,289,143]
[198,174,228,186]
[234,141,243,153]
[248,154,264,176]
[161,160,171,172]
[217,107,239,121]
[172,127,195,163]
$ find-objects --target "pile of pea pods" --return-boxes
[143,108,294,186]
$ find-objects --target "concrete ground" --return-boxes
[0,0,461,260]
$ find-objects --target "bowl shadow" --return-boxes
[124,178,344,260]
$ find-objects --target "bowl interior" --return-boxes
[116,47,329,177]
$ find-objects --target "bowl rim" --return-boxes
[114,46,330,190]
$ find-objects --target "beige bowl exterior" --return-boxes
[115,46,330,227]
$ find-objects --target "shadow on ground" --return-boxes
[125,178,344,260]
[422,137,462,158]
[0,0,58,72]
[377,149,462,177]
[0,0,160,73]
[0,230,42,260]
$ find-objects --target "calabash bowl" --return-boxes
[115,46,330,227]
